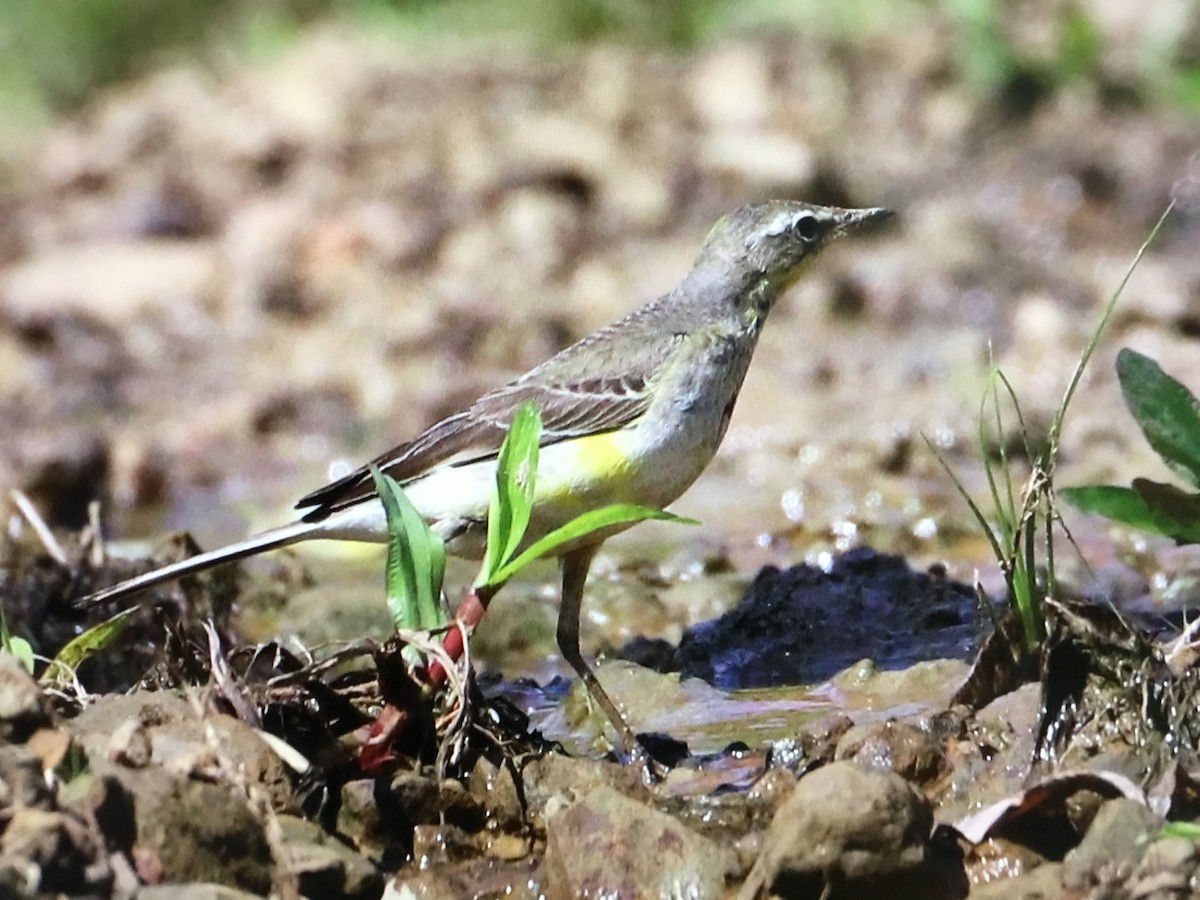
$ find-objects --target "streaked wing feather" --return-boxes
[296,373,651,521]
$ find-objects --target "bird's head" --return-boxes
[690,200,892,329]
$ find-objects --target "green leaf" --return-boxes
[1061,484,1157,528]
[486,504,698,587]
[371,465,447,633]
[1131,478,1200,543]
[41,607,138,685]
[484,402,541,582]
[0,609,35,675]
[1060,483,1200,543]
[1117,348,1200,488]
[1162,820,1200,841]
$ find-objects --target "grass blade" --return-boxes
[485,402,541,582]
[41,607,138,686]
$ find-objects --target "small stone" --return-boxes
[278,814,383,900]
[966,861,1063,899]
[0,856,39,897]
[1062,798,1162,891]
[698,130,816,191]
[483,832,533,862]
[835,720,949,787]
[1127,835,1196,897]
[337,779,388,852]
[0,744,55,814]
[1,807,107,895]
[412,824,477,869]
[689,44,774,127]
[543,785,734,900]
[746,768,797,807]
[135,884,267,900]
[466,756,524,829]
[384,856,544,900]
[520,752,648,821]
[2,242,218,327]
[94,763,274,896]
[385,771,484,833]
[740,760,960,900]
[0,655,52,744]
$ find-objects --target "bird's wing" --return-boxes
[296,324,681,521]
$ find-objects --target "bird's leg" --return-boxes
[557,544,640,756]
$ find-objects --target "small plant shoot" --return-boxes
[370,464,448,638]
[474,402,695,591]
[371,403,694,679]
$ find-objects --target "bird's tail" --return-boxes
[77,519,324,609]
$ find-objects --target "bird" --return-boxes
[80,200,892,755]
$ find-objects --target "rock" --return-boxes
[1061,798,1162,891]
[0,744,56,814]
[386,771,485,832]
[1127,835,1197,897]
[277,814,383,900]
[0,856,38,897]
[385,856,544,900]
[1,241,219,327]
[337,779,390,854]
[739,760,962,900]
[411,823,478,869]
[520,751,649,821]
[835,720,949,787]
[0,807,108,895]
[465,756,525,830]
[698,130,816,193]
[0,655,54,743]
[543,785,735,900]
[689,43,774,127]
[93,763,274,895]
[69,692,294,813]
[339,771,487,859]
[136,884,267,900]
[966,861,1062,899]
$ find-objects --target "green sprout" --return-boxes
[932,202,1176,655]
[370,463,449,668]
[474,402,694,591]
[372,400,694,671]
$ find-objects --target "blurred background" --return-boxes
[0,0,1197,648]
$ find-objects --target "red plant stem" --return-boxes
[426,584,495,688]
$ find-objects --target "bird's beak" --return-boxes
[831,206,894,236]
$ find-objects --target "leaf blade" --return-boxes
[1061,483,1200,543]
[371,465,447,634]
[1117,348,1200,488]
[484,402,541,583]
[41,607,138,685]
[488,504,698,587]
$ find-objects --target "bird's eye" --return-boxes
[791,213,821,243]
